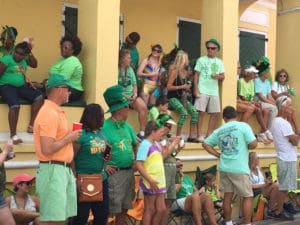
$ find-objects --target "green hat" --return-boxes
[205,38,220,50]
[103,85,131,113]
[47,74,72,89]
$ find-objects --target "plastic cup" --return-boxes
[72,122,82,131]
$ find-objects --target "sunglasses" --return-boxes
[206,47,217,50]
[176,164,183,168]
[279,74,287,78]
[152,49,162,53]
[19,181,32,186]
[58,86,70,91]
[164,124,172,129]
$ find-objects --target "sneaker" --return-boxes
[266,209,276,218]
[257,133,272,144]
[265,130,273,141]
[11,135,23,145]
[196,136,205,143]
[186,137,200,143]
[274,211,294,221]
[283,202,298,215]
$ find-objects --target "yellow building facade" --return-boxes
[1,0,299,184]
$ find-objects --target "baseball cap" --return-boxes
[13,173,35,186]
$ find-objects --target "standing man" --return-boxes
[102,85,138,225]
[33,74,81,225]
[193,38,225,142]
[269,96,298,221]
[203,106,257,225]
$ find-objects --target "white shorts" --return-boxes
[170,197,186,212]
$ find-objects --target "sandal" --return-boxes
[12,135,23,145]
[27,125,34,133]
[186,137,200,143]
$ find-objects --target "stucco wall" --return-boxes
[276,0,300,122]
[120,0,202,60]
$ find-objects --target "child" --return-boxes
[135,119,168,225]
[201,173,223,208]
[147,96,170,121]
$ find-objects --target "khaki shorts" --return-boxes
[220,172,253,197]
[36,163,77,221]
[194,93,220,113]
[108,169,135,213]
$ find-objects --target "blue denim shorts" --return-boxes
[0,192,6,208]
[0,84,43,108]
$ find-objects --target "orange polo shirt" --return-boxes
[33,100,73,162]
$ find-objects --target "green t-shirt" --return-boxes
[49,56,83,91]
[0,54,27,87]
[204,121,256,174]
[238,78,254,101]
[74,129,107,180]
[194,55,224,96]
[0,46,10,59]
[176,174,194,199]
[118,66,137,97]
[102,118,137,168]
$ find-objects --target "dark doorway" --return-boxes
[178,19,201,64]
[63,6,78,36]
[239,30,267,68]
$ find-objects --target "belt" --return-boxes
[117,166,132,171]
[164,163,176,167]
[40,160,71,168]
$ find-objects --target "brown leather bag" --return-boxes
[77,174,103,202]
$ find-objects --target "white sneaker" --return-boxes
[196,135,206,143]
[257,133,271,144]
[265,130,273,141]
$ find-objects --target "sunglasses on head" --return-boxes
[279,74,287,78]
[152,49,162,53]
[206,46,217,50]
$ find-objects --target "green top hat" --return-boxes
[103,85,131,113]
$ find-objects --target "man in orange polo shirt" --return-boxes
[33,74,81,225]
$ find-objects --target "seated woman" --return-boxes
[166,50,198,142]
[118,48,147,140]
[6,173,40,225]
[271,69,299,133]
[237,65,272,143]
[137,44,163,107]
[0,41,44,144]
[49,35,83,101]
[0,26,37,68]
[249,152,280,216]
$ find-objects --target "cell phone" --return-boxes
[103,145,111,159]
[265,171,272,178]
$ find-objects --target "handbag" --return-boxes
[252,194,267,222]
[77,174,103,202]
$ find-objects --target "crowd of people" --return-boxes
[0,27,299,225]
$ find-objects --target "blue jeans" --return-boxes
[71,179,109,225]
